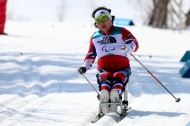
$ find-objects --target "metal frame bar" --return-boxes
[98,89,128,115]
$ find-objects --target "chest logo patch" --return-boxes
[97,36,116,45]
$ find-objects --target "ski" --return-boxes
[91,107,132,123]
[117,107,132,123]
[91,113,105,123]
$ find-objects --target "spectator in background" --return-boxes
[0,0,7,35]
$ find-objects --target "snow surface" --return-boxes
[1,0,190,126]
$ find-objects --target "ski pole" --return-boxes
[81,74,100,99]
[130,53,181,102]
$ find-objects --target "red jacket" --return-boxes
[82,26,139,73]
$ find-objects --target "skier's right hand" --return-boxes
[78,67,86,74]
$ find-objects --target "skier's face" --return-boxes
[96,18,112,32]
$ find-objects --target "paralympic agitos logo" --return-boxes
[102,45,115,52]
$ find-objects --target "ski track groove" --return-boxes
[0,55,43,125]
[133,73,155,125]
[89,112,118,126]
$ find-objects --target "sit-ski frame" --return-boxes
[81,73,130,116]
[97,87,128,116]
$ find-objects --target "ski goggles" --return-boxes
[94,14,110,24]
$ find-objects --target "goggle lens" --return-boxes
[94,14,110,24]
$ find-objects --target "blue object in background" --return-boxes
[179,60,190,78]
[186,122,190,126]
[180,51,190,62]
[113,18,134,27]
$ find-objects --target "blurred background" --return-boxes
[4,0,190,30]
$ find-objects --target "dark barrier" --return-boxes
[180,51,190,62]
[179,60,190,78]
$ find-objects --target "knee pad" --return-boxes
[113,72,125,82]
[100,72,113,81]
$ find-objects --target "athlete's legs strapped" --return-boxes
[100,71,112,92]
[97,67,131,113]
[97,67,131,93]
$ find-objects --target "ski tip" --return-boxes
[91,114,104,123]
[117,107,132,123]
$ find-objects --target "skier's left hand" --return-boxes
[124,45,133,54]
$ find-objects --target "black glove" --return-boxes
[78,67,86,74]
